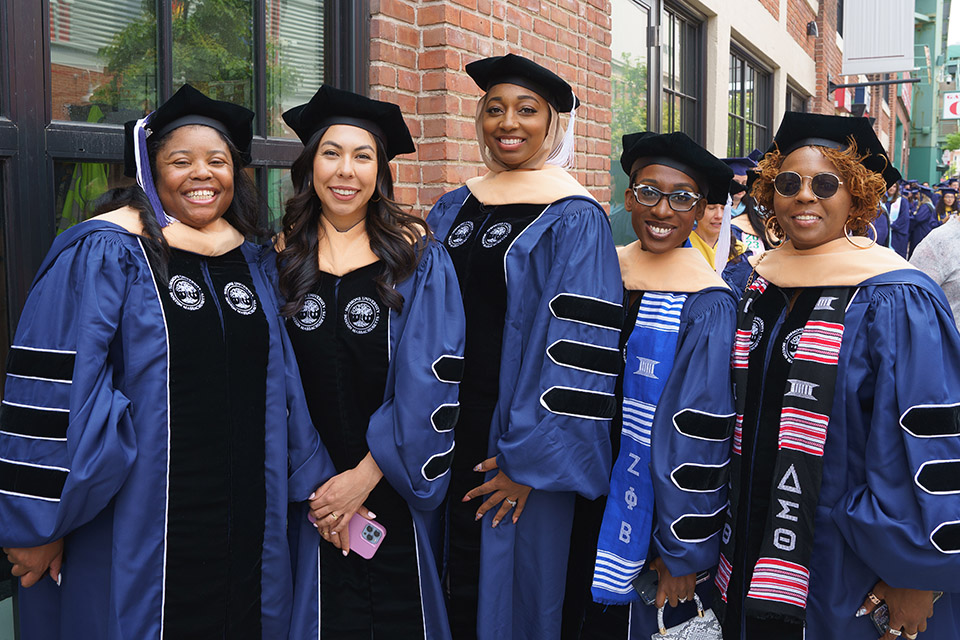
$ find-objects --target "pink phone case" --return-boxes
[348,514,387,559]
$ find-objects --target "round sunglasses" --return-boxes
[774,171,844,199]
[631,184,702,212]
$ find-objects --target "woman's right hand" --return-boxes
[859,580,935,638]
[4,539,64,587]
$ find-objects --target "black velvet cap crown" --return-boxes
[769,111,901,188]
[620,131,734,205]
[465,54,579,112]
[123,84,254,177]
[282,85,415,160]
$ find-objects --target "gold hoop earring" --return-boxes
[844,218,877,249]
[764,215,785,247]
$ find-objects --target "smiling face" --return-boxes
[773,146,853,250]
[312,124,379,228]
[946,193,957,207]
[480,83,551,169]
[627,163,705,254]
[154,125,235,230]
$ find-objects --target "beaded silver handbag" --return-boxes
[651,594,723,640]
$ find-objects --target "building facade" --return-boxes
[0,0,925,635]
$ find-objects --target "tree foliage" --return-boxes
[610,53,649,204]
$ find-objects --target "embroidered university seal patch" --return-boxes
[168,275,205,311]
[447,221,474,248]
[344,296,380,334]
[293,294,325,331]
[481,222,512,248]
[224,282,257,315]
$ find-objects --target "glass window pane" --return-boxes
[50,0,158,123]
[266,0,325,139]
[54,162,133,233]
[173,0,254,110]
[265,167,294,231]
[609,0,649,211]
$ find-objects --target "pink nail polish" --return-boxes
[473,464,482,472]
[367,511,377,519]
[309,492,315,500]
[475,513,482,521]
[342,549,348,556]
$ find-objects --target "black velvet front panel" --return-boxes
[157,247,267,640]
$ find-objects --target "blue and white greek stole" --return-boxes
[591,291,687,604]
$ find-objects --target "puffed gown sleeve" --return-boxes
[650,288,737,577]
[497,200,623,499]
[831,276,960,591]
[365,240,466,511]
[0,230,138,547]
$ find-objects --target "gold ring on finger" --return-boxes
[330,512,340,520]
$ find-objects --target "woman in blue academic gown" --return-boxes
[272,85,464,640]
[566,131,736,638]
[717,112,960,640]
[0,85,333,639]
[426,54,622,640]
[886,181,910,257]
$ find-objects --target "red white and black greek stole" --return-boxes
[715,276,853,624]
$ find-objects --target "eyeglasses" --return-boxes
[774,171,844,199]
[631,184,702,212]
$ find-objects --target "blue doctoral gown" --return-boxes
[277,241,466,640]
[910,202,937,257]
[0,221,334,639]
[733,269,960,638]
[888,197,910,257]
[428,187,622,640]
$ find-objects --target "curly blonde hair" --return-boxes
[750,138,888,235]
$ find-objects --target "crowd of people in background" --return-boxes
[3,52,960,640]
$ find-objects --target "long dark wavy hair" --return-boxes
[91,127,266,282]
[277,128,430,317]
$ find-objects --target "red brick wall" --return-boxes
[812,0,843,115]
[758,0,780,22]
[369,0,613,215]
[785,0,817,58]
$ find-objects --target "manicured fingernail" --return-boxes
[513,516,519,524]
[367,511,377,519]
[492,520,499,528]
[342,549,348,556]
[56,573,61,587]
[475,512,482,521]
[473,464,482,472]
[462,495,470,502]
[309,492,315,500]
[855,607,867,617]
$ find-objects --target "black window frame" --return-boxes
[1,0,366,370]
[660,2,704,142]
[727,45,772,157]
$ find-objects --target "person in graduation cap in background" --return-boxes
[910,199,960,329]
[426,53,622,640]
[886,181,910,257]
[936,186,958,223]
[564,131,736,639]
[725,153,769,258]
[716,111,960,640]
[909,184,937,257]
[0,84,335,639]
[270,85,465,640]
[688,180,754,293]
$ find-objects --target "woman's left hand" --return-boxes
[462,457,532,527]
[309,452,383,553]
[859,580,935,639]
[651,556,696,608]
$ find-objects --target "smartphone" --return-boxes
[632,569,711,606]
[348,514,387,560]
[306,512,387,560]
[870,591,943,635]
